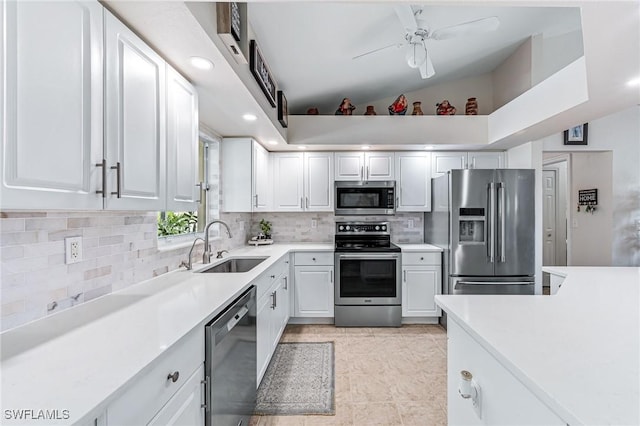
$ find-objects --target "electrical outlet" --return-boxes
[65,236,82,264]
[311,219,317,229]
[408,219,414,229]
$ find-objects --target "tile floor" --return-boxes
[250,324,448,426]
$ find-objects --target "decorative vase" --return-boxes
[388,94,408,115]
[306,107,319,115]
[364,105,377,115]
[465,97,478,115]
[411,101,424,116]
[436,100,456,115]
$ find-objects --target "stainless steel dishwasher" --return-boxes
[205,286,256,426]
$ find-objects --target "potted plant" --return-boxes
[259,219,272,239]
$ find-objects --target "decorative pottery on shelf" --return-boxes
[411,101,424,116]
[388,94,408,115]
[465,97,478,115]
[306,107,319,115]
[364,105,377,115]
[436,100,456,115]
[335,98,356,115]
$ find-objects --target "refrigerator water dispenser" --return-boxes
[459,208,485,244]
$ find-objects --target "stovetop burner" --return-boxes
[334,221,400,252]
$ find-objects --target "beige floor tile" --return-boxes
[250,415,262,426]
[335,373,352,403]
[342,327,374,336]
[389,373,431,402]
[256,415,306,426]
[351,402,403,425]
[350,373,394,403]
[397,401,447,426]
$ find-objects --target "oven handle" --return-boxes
[336,253,400,260]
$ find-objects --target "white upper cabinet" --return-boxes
[166,65,199,212]
[335,152,394,181]
[432,151,505,178]
[222,138,271,212]
[304,152,333,211]
[272,152,333,212]
[395,152,431,212]
[1,0,104,210]
[272,152,304,211]
[104,11,166,210]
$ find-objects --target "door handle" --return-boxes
[403,270,407,282]
[488,182,496,263]
[201,376,210,409]
[305,197,309,209]
[271,291,277,309]
[360,166,364,180]
[254,194,258,208]
[284,276,288,290]
[498,183,506,263]
[366,166,369,180]
[195,182,203,203]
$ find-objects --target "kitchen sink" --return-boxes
[198,257,268,273]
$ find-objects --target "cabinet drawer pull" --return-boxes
[167,371,180,383]
[110,162,121,198]
[270,274,276,279]
[283,276,288,290]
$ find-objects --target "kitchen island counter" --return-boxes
[436,266,639,425]
[0,243,333,425]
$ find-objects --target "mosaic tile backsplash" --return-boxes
[0,210,423,331]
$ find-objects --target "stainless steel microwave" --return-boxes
[334,181,396,215]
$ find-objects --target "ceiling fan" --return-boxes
[353,5,500,79]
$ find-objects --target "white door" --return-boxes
[105,11,166,210]
[253,142,270,211]
[402,266,441,317]
[395,152,431,212]
[147,365,205,426]
[468,152,505,169]
[272,153,304,211]
[294,266,334,317]
[543,169,557,268]
[431,152,468,178]
[334,152,364,180]
[304,152,333,211]
[365,152,395,180]
[166,65,199,212]
[1,1,104,210]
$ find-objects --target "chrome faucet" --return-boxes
[181,237,204,270]
[203,220,233,264]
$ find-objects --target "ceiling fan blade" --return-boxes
[419,49,435,79]
[430,16,500,41]
[394,4,419,32]
[352,42,402,60]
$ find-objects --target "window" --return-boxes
[157,132,220,241]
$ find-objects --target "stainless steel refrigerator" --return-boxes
[425,169,535,307]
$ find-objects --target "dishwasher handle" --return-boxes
[215,304,250,344]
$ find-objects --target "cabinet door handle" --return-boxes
[271,291,277,309]
[110,162,121,198]
[254,194,259,208]
[305,197,309,209]
[330,273,333,283]
[167,371,180,383]
[95,160,107,198]
[366,166,369,180]
[201,376,210,409]
[195,182,203,203]
[270,275,276,279]
[360,166,364,180]
[284,276,288,290]
[403,270,407,282]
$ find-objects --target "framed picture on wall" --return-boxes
[564,123,588,145]
[277,90,288,128]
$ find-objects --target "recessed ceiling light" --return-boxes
[627,76,640,87]
[268,140,278,145]
[297,146,306,150]
[189,56,214,70]
[242,114,257,121]
[361,145,371,150]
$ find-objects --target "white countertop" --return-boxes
[436,267,640,425]
[394,243,443,252]
[0,243,333,425]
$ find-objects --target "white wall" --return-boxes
[493,37,532,109]
[543,106,640,266]
[507,141,544,294]
[541,30,584,83]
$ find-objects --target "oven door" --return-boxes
[334,252,401,305]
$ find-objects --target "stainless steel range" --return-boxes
[334,221,402,327]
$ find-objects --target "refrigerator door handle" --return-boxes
[488,182,496,263]
[457,281,535,286]
[498,182,506,263]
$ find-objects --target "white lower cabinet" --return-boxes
[447,319,565,425]
[256,258,290,385]
[293,252,334,317]
[147,365,205,426]
[106,327,204,425]
[401,251,442,317]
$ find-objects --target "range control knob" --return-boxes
[375,226,380,231]
[338,225,344,231]
[345,225,350,230]
[381,225,387,231]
